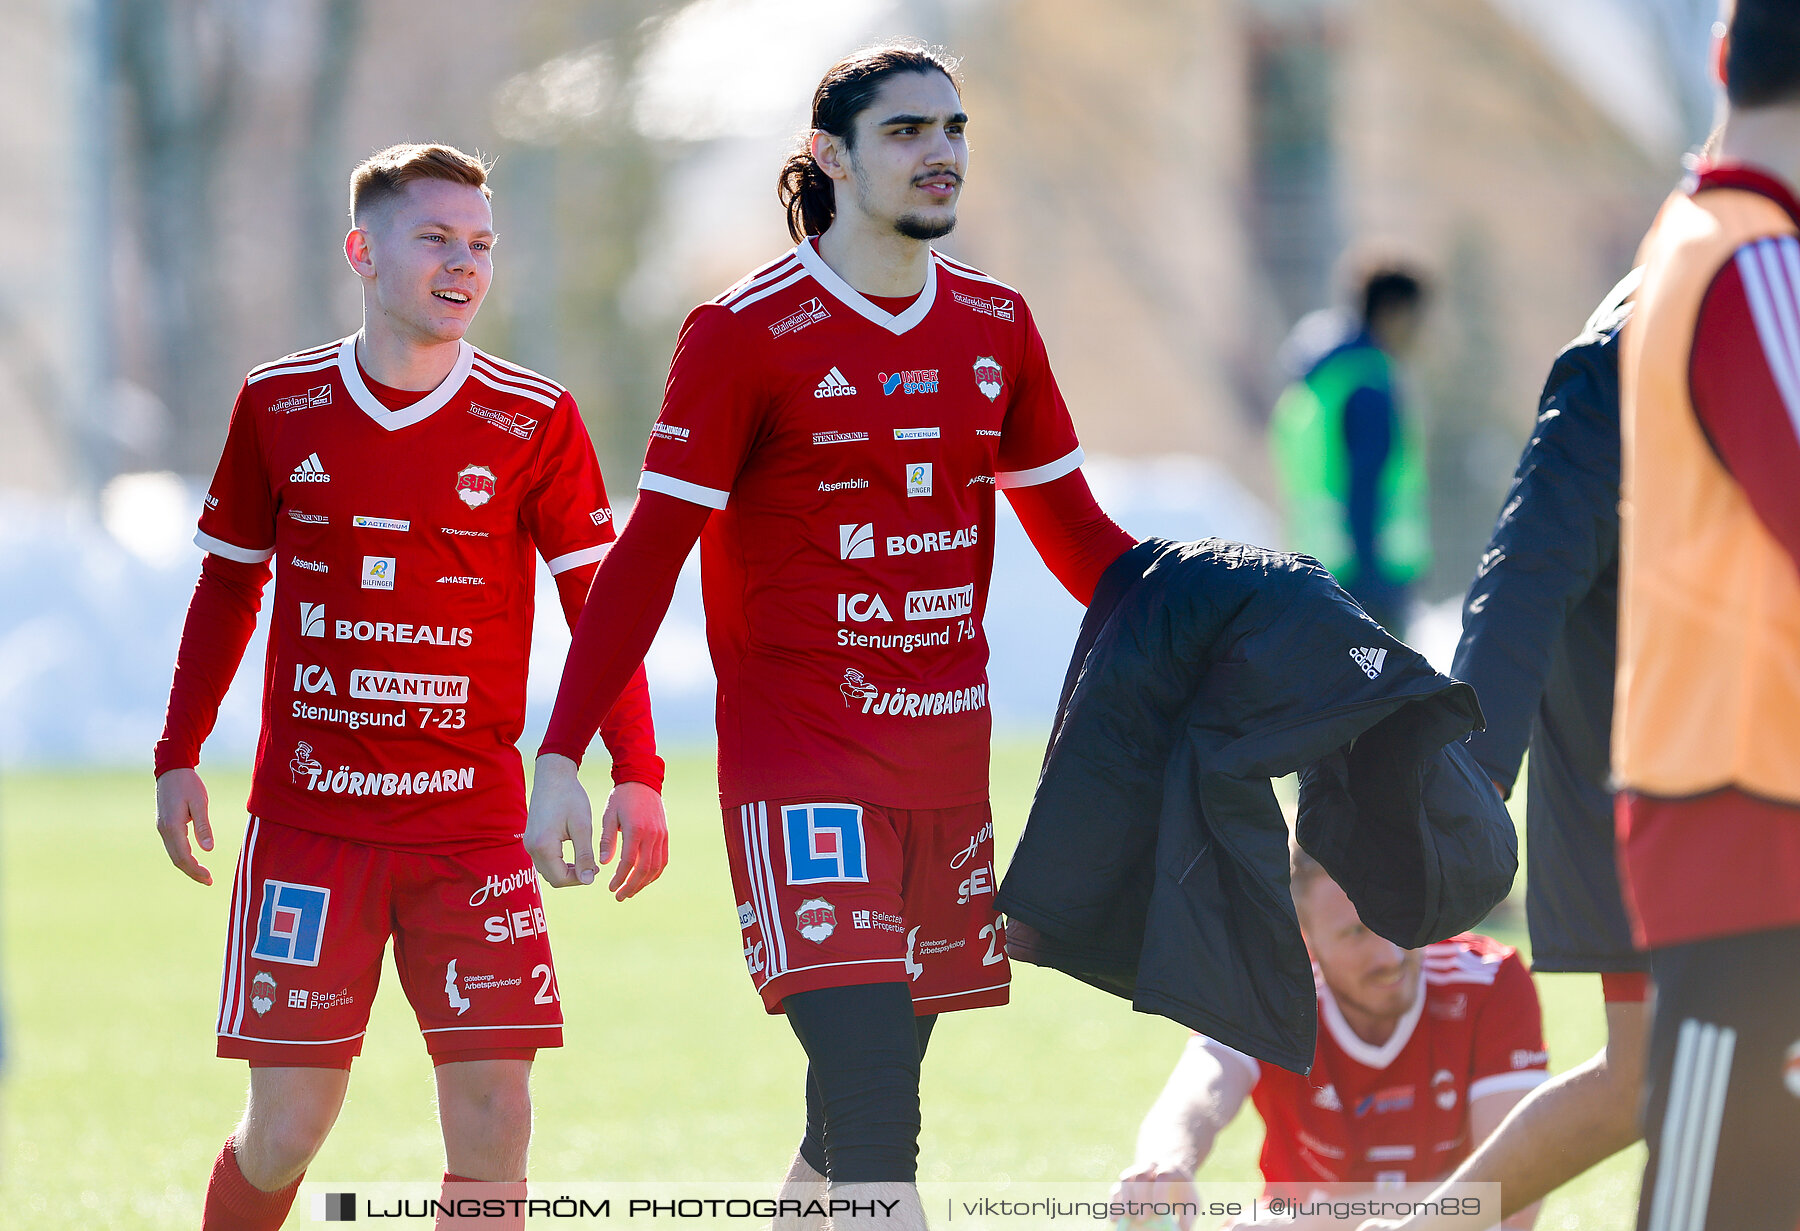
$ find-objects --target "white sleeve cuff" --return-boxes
[1469,1069,1550,1102]
[194,530,275,563]
[638,470,730,510]
[544,543,610,575]
[996,446,1085,489]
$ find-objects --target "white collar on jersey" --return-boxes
[1314,965,1428,1071]
[793,238,938,335]
[336,335,475,431]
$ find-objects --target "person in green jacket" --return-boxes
[1270,264,1431,636]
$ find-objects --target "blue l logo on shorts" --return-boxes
[251,880,331,966]
[783,804,869,885]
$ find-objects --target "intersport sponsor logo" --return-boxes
[840,669,986,717]
[905,584,974,620]
[349,670,470,703]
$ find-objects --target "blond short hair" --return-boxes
[350,143,491,225]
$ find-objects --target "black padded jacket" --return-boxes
[996,538,1517,1073]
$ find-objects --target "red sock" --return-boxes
[437,1173,528,1231]
[202,1136,302,1231]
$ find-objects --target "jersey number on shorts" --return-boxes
[251,880,331,966]
[782,804,869,885]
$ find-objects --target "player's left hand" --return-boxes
[598,780,669,900]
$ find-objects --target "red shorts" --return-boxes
[725,796,1010,1014]
[216,816,563,1068]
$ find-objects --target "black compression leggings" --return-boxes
[785,982,938,1184]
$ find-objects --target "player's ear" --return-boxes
[345,226,376,278]
[810,130,850,183]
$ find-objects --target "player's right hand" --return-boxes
[156,767,215,886]
[525,754,598,888]
[1111,1164,1198,1230]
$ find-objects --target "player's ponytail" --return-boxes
[778,42,962,244]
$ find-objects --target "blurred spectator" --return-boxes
[1269,260,1431,636]
[1356,269,1647,1231]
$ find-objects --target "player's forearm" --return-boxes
[154,554,271,776]
[598,662,665,791]
[539,493,705,763]
[1004,469,1135,605]
[1132,1039,1250,1176]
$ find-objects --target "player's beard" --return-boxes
[894,211,956,240]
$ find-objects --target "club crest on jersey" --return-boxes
[973,356,1003,401]
[455,464,497,508]
[795,898,837,943]
[783,803,869,885]
[251,880,331,967]
[1433,1068,1458,1110]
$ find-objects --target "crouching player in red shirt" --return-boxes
[153,144,669,1230]
[529,44,1135,1229]
[1118,849,1548,1230]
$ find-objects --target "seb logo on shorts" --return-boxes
[782,803,869,886]
[251,881,331,967]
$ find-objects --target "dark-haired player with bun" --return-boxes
[531,43,1135,1228]
[154,143,667,1230]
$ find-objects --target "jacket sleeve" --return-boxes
[1451,327,1622,795]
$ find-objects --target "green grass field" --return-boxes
[0,743,1642,1228]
